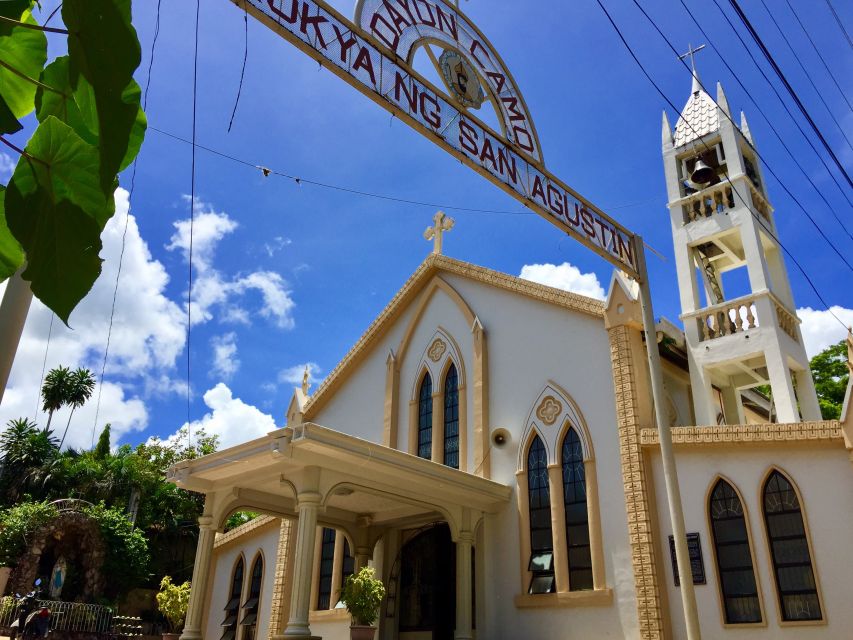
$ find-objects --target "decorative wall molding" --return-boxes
[213,515,278,549]
[428,337,447,362]
[535,395,563,426]
[639,421,843,447]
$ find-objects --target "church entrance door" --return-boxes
[398,524,455,640]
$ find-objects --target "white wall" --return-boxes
[204,522,281,640]
[649,445,853,639]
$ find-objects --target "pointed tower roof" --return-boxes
[673,66,720,148]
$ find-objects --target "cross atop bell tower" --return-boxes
[678,43,705,73]
[661,61,820,425]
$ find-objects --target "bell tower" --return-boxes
[661,61,821,425]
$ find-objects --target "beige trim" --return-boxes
[267,518,293,640]
[515,466,532,595]
[704,476,767,629]
[246,549,266,636]
[309,526,323,613]
[382,351,399,448]
[408,398,418,456]
[607,325,665,639]
[214,515,278,549]
[639,421,842,447]
[410,368,431,457]
[472,318,490,478]
[513,589,613,608]
[303,254,603,421]
[584,459,606,591]
[758,466,827,627]
[329,533,345,608]
[547,464,570,593]
[308,608,350,623]
[431,391,443,463]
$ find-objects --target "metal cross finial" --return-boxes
[678,43,705,73]
[423,211,455,255]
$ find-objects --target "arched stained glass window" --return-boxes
[340,538,355,592]
[561,428,592,591]
[527,434,554,594]
[417,373,433,459]
[443,364,459,469]
[709,479,762,624]
[220,557,243,640]
[240,554,263,640]
[317,528,337,610]
[763,471,822,621]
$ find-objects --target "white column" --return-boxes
[180,515,217,640]
[0,271,33,404]
[794,368,822,421]
[688,355,717,426]
[454,529,474,640]
[283,492,321,639]
[765,346,799,423]
[546,464,569,593]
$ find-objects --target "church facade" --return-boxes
[169,72,853,640]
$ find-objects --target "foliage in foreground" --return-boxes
[339,567,385,627]
[156,576,191,633]
[0,501,58,566]
[810,339,849,420]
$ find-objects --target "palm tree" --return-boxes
[41,365,72,431]
[58,368,96,450]
[0,418,59,502]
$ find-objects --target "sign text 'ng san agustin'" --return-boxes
[236,0,640,279]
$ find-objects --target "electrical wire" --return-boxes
[631,0,853,269]
[783,0,853,114]
[675,0,853,215]
[227,2,248,133]
[186,0,201,448]
[727,0,853,191]
[824,0,853,52]
[594,0,848,331]
[92,0,163,446]
[757,0,853,152]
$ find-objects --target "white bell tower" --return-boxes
[661,60,821,425]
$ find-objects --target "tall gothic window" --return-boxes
[443,364,459,469]
[240,554,263,640]
[317,528,337,610]
[561,428,592,591]
[417,373,433,459]
[709,479,762,624]
[763,471,821,621]
[527,435,554,594]
[340,538,355,594]
[221,557,244,640]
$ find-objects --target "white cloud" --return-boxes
[211,333,240,380]
[264,236,291,258]
[519,262,606,300]
[797,306,853,358]
[277,362,321,387]
[167,197,296,329]
[0,188,186,448]
[170,383,277,449]
[0,152,15,180]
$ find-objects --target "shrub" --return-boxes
[339,567,385,627]
[82,503,150,596]
[0,501,58,566]
[156,576,191,632]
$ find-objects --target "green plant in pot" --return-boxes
[339,567,385,640]
[156,576,191,640]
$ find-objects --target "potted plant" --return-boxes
[339,567,385,640]
[155,576,191,640]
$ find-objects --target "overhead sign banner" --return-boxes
[234,0,640,279]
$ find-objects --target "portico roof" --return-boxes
[167,423,511,540]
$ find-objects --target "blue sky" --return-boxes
[1,0,852,449]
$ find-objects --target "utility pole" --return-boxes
[0,271,33,405]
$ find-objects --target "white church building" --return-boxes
[168,68,853,640]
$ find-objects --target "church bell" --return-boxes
[690,158,715,184]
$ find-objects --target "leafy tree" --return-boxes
[0,0,146,322]
[58,367,96,449]
[810,339,849,420]
[94,424,111,460]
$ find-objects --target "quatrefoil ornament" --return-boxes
[536,395,563,426]
[428,338,447,362]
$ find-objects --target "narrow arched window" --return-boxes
[763,471,821,621]
[340,538,355,591]
[443,364,459,469]
[240,554,263,640]
[317,527,337,610]
[561,428,592,591]
[709,480,762,624]
[527,434,554,594]
[417,373,433,459]
[221,556,243,640]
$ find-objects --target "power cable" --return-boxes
[227,2,248,133]
[594,0,848,331]
[824,0,853,52]
[727,0,853,191]
[783,0,853,114]
[757,0,853,152]
[677,0,853,213]
[632,0,853,268]
[92,0,163,446]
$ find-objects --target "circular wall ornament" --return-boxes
[535,395,563,426]
[428,338,447,362]
[438,49,485,109]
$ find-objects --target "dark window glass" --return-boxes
[443,364,459,469]
[240,555,263,639]
[418,374,433,459]
[527,435,554,594]
[763,471,821,621]
[709,479,762,624]
[341,538,355,595]
[561,428,592,591]
[317,528,337,610]
[220,557,243,640]
[399,524,455,634]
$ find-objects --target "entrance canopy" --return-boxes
[167,423,511,541]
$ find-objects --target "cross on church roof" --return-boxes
[424,211,455,255]
[678,43,705,73]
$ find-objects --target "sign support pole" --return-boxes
[636,238,702,640]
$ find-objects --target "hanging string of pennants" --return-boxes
[235,0,641,279]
